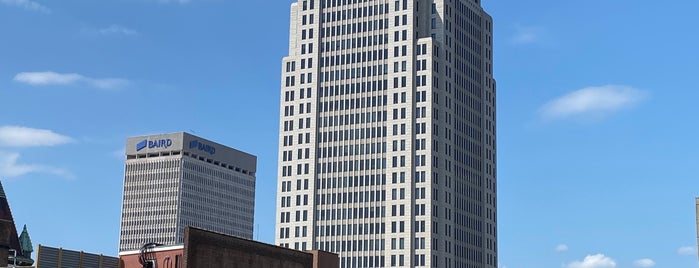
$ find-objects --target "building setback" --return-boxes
[276,0,497,267]
[119,132,256,252]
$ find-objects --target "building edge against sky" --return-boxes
[275,0,496,267]
[118,132,257,252]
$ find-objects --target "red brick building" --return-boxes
[0,181,34,267]
[119,227,338,268]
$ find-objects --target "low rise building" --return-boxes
[119,227,338,268]
[35,245,118,268]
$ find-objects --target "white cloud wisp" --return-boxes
[633,258,655,267]
[556,244,569,252]
[511,25,545,45]
[0,126,72,147]
[541,85,646,120]
[566,254,616,268]
[14,71,129,90]
[678,246,696,256]
[0,151,71,178]
[0,0,50,13]
[98,25,139,36]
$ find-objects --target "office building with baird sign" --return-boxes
[119,132,257,252]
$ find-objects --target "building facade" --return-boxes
[0,181,34,267]
[35,245,118,268]
[276,0,496,267]
[119,132,257,252]
[118,227,339,268]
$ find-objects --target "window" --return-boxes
[144,260,156,268]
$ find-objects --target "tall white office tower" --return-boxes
[119,132,257,252]
[276,0,496,267]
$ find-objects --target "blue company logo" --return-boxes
[136,140,148,151]
[189,140,216,155]
[136,139,173,151]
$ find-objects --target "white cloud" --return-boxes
[14,72,82,86]
[678,246,696,255]
[0,126,72,147]
[87,78,130,89]
[633,259,655,267]
[0,0,50,13]
[566,254,616,268]
[14,71,129,90]
[0,152,37,177]
[98,25,139,36]
[0,151,71,178]
[511,25,545,45]
[0,127,73,179]
[556,244,569,252]
[541,85,646,119]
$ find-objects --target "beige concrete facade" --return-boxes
[276,0,496,267]
[119,132,256,252]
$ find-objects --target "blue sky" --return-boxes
[1,0,698,267]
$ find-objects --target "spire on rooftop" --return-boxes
[0,180,6,199]
[19,225,32,256]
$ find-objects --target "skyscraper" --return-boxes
[119,132,256,252]
[276,0,496,267]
